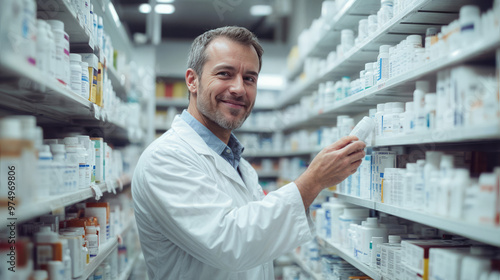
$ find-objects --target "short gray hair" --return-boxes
[187,26,264,78]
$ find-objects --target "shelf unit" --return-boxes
[280,0,481,108]
[281,35,500,130]
[118,252,143,280]
[290,252,324,280]
[243,148,320,158]
[156,97,189,108]
[332,192,500,247]
[317,236,381,280]
[255,170,280,178]
[77,215,136,280]
[0,175,132,224]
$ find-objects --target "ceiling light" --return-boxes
[108,2,121,26]
[155,4,175,14]
[157,0,175,3]
[250,5,272,16]
[139,3,151,13]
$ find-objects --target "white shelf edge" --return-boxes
[332,193,376,209]
[374,202,500,247]
[0,175,131,224]
[256,170,280,178]
[281,34,500,130]
[77,237,119,280]
[317,236,381,280]
[156,97,189,107]
[290,252,324,280]
[285,0,363,81]
[328,193,500,247]
[243,148,320,158]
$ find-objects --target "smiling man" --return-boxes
[132,26,366,280]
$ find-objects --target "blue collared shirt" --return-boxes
[180,110,244,171]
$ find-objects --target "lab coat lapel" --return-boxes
[172,116,249,193]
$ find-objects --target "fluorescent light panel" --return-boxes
[155,4,175,14]
[250,5,272,16]
[138,3,175,14]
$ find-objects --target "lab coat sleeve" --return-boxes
[138,146,314,271]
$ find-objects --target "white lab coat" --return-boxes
[132,115,314,280]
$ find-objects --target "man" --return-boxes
[132,26,365,279]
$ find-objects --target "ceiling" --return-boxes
[112,0,286,42]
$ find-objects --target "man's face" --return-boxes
[189,37,259,131]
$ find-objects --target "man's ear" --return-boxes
[185,68,198,97]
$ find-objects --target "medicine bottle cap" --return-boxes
[70,53,82,62]
[46,19,64,31]
[365,63,373,70]
[415,80,430,92]
[425,151,443,165]
[388,235,401,243]
[98,16,103,25]
[426,27,438,37]
[392,102,404,113]
[39,144,52,155]
[50,144,66,154]
[460,5,480,21]
[371,236,384,243]
[379,45,391,54]
[365,217,379,227]
[64,137,79,146]
[7,115,37,141]
[0,118,22,139]
[407,35,422,46]
[80,62,89,68]
[406,163,417,172]
[376,103,385,112]
[341,29,354,36]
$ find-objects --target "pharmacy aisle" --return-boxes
[0,0,154,279]
[276,0,500,279]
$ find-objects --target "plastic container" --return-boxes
[21,0,37,66]
[46,20,70,86]
[63,137,82,190]
[368,15,378,34]
[341,29,355,54]
[378,0,394,29]
[358,19,368,42]
[37,145,53,199]
[370,236,384,268]
[377,45,391,84]
[70,54,83,93]
[85,226,99,258]
[459,5,481,44]
[375,103,385,137]
[50,144,71,193]
[359,218,388,264]
[413,80,430,132]
[424,151,443,212]
[425,93,437,130]
[350,116,376,143]
[36,20,51,74]
[339,208,370,248]
[364,62,374,89]
[80,62,90,99]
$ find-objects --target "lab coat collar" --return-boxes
[171,115,252,194]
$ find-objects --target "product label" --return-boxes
[36,245,53,268]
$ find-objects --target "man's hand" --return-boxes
[295,135,366,209]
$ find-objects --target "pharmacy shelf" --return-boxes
[107,66,128,100]
[317,236,381,280]
[286,0,380,81]
[36,0,95,52]
[329,193,500,247]
[156,97,189,108]
[291,252,324,280]
[118,252,142,280]
[78,237,118,280]
[256,170,280,178]
[243,148,320,158]
[375,202,500,247]
[78,214,136,280]
[0,53,132,143]
[374,124,500,147]
[282,34,500,130]
[332,193,376,209]
[279,0,478,108]
[236,126,273,133]
[0,174,131,224]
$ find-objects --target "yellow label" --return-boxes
[423,258,429,280]
[96,62,103,107]
[88,67,97,103]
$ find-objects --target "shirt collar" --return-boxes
[180,110,244,158]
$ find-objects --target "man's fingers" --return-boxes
[330,135,359,150]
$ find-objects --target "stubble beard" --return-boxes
[196,84,251,130]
